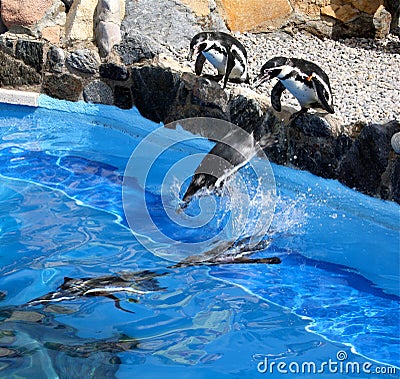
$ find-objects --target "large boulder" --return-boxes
[130,64,231,124]
[115,30,161,65]
[216,0,293,32]
[42,73,83,101]
[121,0,201,52]
[0,50,42,86]
[338,120,400,199]
[1,0,53,29]
[65,0,98,41]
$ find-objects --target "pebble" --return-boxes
[170,30,400,127]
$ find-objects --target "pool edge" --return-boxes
[0,88,39,107]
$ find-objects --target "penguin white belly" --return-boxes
[281,79,317,107]
[229,62,246,80]
[202,50,227,74]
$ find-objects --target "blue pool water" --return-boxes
[0,98,398,378]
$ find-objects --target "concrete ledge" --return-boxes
[0,89,39,107]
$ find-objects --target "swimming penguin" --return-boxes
[26,271,166,313]
[188,31,249,89]
[253,57,334,117]
[181,126,258,207]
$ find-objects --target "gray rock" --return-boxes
[96,20,121,57]
[229,94,264,135]
[99,63,129,81]
[338,120,400,197]
[130,65,181,122]
[0,36,16,56]
[42,73,83,101]
[96,0,122,24]
[290,113,332,138]
[114,85,133,109]
[130,65,230,123]
[167,72,230,122]
[121,0,201,52]
[66,49,99,74]
[391,157,400,203]
[46,46,65,73]
[15,39,44,73]
[391,132,400,154]
[287,115,344,179]
[115,30,160,65]
[83,80,114,105]
[0,50,41,86]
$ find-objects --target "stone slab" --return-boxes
[0,88,39,107]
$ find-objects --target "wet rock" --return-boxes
[15,39,44,72]
[0,50,41,86]
[261,111,353,178]
[338,120,400,197]
[83,80,114,105]
[115,30,160,65]
[167,72,230,122]
[229,93,264,135]
[42,73,83,101]
[286,115,343,178]
[46,46,65,73]
[130,66,181,122]
[391,157,400,203]
[289,112,333,138]
[99,63,129,81]
[114,85,133,109]
[66,49,99,74]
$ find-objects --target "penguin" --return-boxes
[26,271,166,313]
[253,57,334,117]
[188,31,249,89]
[180,126,258,207]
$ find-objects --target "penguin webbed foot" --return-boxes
[289,108,308,121]
[201,74,224,83]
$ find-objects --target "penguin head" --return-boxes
[253,57,288,87]
[188,32,210,60]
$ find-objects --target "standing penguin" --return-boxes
[188,31,249,89]
[253,57,334,117]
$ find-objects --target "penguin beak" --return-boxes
[252,72,270,88]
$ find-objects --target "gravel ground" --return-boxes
[173,31,400,127]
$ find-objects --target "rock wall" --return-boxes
[0,0,399,203]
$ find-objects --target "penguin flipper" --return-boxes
[271,81,286,112]
[222,50,236,89]
[195,53,206,76]
[312,77,334,114]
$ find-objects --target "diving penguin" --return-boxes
[253,57,334,117]
[188,31,249,89]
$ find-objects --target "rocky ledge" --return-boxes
[0,0,399,204]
